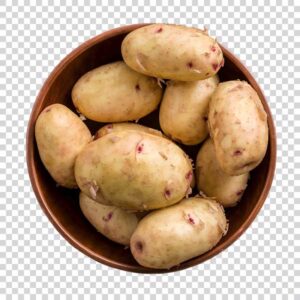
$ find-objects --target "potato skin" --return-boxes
[79,192,138,245]
[121,24,223,81]
[75,130,193,211]
[72,61,162,122]
[95,123,164,140]
[159,76,219,145]
[130,197,227,269]
[208,80,268,175]
[35,104,92,188]
[196,139,249,207]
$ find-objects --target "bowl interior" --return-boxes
[27,25,275,273]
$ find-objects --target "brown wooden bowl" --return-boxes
[26,24,276,273]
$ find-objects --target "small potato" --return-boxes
[35,104,92,188]
[94,123,164,140]
[159,76,219,145]
[196,139,249,207]
[208,80,268,175]
[130,197,227,269]
[121,24,224,81]
[72,61,162,122]
[79,192,139,245]
[75,130,193,211]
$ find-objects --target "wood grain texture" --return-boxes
[26,24,276,273]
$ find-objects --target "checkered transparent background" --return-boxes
[0,0,299,298]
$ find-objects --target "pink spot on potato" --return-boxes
[93,131,100,140]
[212,63,219,71]
[187,61,193,68]
[135,241,143,253]
[164,188,171,198]
[211,45,216,52]
[187,213,195,225]
[102,211,113,222]
[233,150,243,156]
[236,189,245,196]
[155,27,163,33]
[136,143,144,153]
[185,171,193,183]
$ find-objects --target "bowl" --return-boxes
[26,24,276,273]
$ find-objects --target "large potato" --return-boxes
[79,192,139,245]
[35,104,92,188]
[159,76,219,145]
[75,130,193,211]
[121,24,224,81]
[130,197,227,269]
[95,124,195,188]
[208,80,268,175]
[94,122,164,140]
[196,139,249,207]
[72,61,162,122]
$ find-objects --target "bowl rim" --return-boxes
[26,23,276,274]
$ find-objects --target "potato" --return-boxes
[94,122,164,140]
[79,192,138,245]
[159,76,219,145]
[121,24,223,81]
[130,197,227,269]
[72,61,162,122]
[94,123,196,190]
[196,139,249,207]
[208,80,268,175]
[75,130,193,210]
[35,104,92,188]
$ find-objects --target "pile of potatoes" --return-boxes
[35,24,268,269]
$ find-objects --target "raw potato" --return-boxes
[159,76,219,145]
[95,123,164,140]
[196,139,249,207]
[75,130,193,211]
[72,61,163,122]
[121,24,224,81]
[79,192,138,245]
[94,122,196,189]
[35,104,92,188]
[208,80,268,175]
[130,197,227,269]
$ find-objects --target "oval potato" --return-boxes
[130,197,227,269]
[79,192,138,245]
[196,139,249,207]
[35,104,92,188]
[72,61,163,122]
[94,122,164,140]
[159,76,219,145]
[208,80,268,175]
[75,130,193,210]
[121,24,223,81]
[95,123,196,189]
